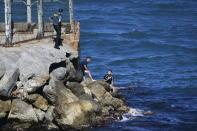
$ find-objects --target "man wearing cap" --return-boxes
[49,9,63,49]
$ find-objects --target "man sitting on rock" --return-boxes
[81,57,95,81]
[104,70,115,92]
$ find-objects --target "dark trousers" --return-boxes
[53,24,61,47]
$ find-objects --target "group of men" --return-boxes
[81,57,115,92]
[50,10,115,92]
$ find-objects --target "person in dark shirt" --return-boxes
[49,9,63,49]
[81,57,95,81]
[104,70,115,92]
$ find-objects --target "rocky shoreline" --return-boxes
[0,42,130,130]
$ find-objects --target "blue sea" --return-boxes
[0,0,197,130]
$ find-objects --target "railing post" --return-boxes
[27,0,32,24]
[37,0,44,38]
[68,0,74,33]
[4,0,12,44]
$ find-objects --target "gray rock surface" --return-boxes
[33,95,49,111]
[0,67,20,97]
[55,100,98,129]
[44,106,55,122]
[23,76,49,93]
[34,108,45,121]
[8,99,38,123]
[0,100,11,118]
[0,61,5,79]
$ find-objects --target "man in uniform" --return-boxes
[49,9,63,49]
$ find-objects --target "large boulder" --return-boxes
[66,69,83,83]
[0,100,11,118]
[66,82,86,97]
[8,99,38,123]
[87,81,127,109]
[0,67,20,97]
[43,80,78,105]
[54,100,98,129]
[23,76,49,93]
[87,81,107,101]
[50,67,68,81]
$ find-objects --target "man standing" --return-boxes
[49,9,63,49]
[81,57,95,81]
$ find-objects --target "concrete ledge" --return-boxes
[0,22,71,32]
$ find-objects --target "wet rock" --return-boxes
[34,108,45,121]
[113,112,123,120]
[33,95,49,111]
[8,99,38,123]
[117,105,130,113]
[23,76,49,93]
[44,106,55,122]
[0,100,11,118]
[0,67,20,97]
[101,106,114,116]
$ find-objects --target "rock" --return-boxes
[55,82,79,105]
[0,61,5,79]
[0,67,20,97]
[95,80,111,92]
[66,69,83,83]
[117,105,130,113]
[55,100,98,129]
[44,80,78,105]
[23,76,49,93]
[43,85,57,104]
[34,108,45,121]
[50,67,68,81]
[25,94,41,104]
[101,106,114,116]
[87,81,126,109]
[44,106,55,122]
[102,92,124,108]
[0,100,11,118]
[66,82,86,97]
[113,112,123,120]
[8,99,38,123]
[33,95,49,111]
[44,122,59,130]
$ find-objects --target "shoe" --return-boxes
[54,46,60,49]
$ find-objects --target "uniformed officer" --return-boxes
[49,9,63,49]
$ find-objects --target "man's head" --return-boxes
[86,56,91,63]
[108,70,113,75]
[58,9,63,15]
